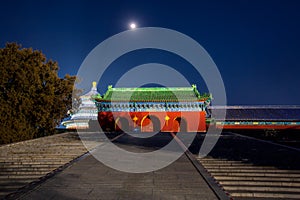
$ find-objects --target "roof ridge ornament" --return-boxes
[92,81,97,90]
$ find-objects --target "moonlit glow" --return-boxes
[130,23,136,29]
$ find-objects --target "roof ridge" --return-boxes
[111,87,194,91]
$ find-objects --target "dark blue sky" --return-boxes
[1,0,300,105]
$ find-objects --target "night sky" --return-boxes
[1,0,300,105]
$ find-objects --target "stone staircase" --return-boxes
[198,157,300,199]
[0,132,98,199]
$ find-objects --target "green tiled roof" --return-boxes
[94,85,211,102]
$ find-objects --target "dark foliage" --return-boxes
[0,43,77,144]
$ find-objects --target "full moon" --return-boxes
[130,23,136,29]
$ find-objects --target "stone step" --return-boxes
[0,189,20,199]
[0,182,28,190]
[0,159,74,163]
[0,152,84,155]
[230,192,300,199]
[10,144,86,146]
[1,148,86,151]
[0,153,86,157]
[198,157,228,161]
[220,180,300,187]
[202,165,276,170]
[0,178,36,184]
[198,160,245,164]
[210,172,300,177]
[224,185,300,193]
[0,174,42,179]
[5,144,85,146]
[1,143,85,146]
[0,164,62,168]
[0,157,76,161]
[0,149,87,154]
[0,167,55,172]
[0,171,51,175]
[0,156,82,160]
[207,168,300,173]
[0,159,76,163]
[215,175,300,182]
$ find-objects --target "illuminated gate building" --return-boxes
[94,85,211,132]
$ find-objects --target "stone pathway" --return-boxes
[18,145,218,200]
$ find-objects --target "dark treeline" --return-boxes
[0,43,77,144]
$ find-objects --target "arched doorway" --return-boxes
[174,117,188,132]
[115,117,130,132]
[141,115,161,132]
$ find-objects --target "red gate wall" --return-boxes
[98,111,206,132]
